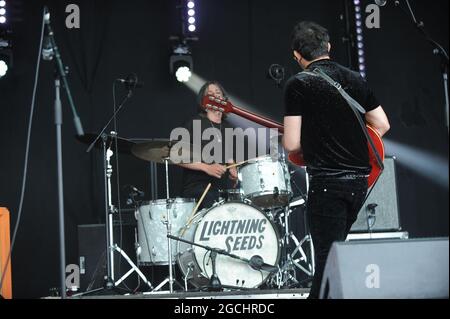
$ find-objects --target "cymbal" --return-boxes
[76,133,136,154]
[131,139,199,164]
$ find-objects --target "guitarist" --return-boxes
[282,21,390,299]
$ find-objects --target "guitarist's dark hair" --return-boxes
[196,81,229,117]
[291,21,330,61]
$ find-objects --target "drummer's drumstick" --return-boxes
[192,183,211,216]
[225,155,267,169]
[181,183,212,236]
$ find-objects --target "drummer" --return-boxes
[178,81,238,209]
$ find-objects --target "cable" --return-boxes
[86,250,107,291]
[0,8,46,293]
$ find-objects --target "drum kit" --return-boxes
[78,131,315,294]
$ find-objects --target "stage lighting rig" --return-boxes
[0,28,12,79]
[169,41,193,83]
[353,0,367,78]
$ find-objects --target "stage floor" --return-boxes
[67,288,310,299]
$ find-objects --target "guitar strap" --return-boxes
[301,67,384,197]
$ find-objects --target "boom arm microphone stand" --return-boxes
[167,234,278,291]
[395,0,449,130]
[42,7,84,299]
[79,84,153,296]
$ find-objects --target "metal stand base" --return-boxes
[113,245,153,290]
[151,276,184,293]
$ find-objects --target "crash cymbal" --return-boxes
[76,133,136,154]
[131,139,199,164]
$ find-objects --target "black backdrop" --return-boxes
[0,0,448,298]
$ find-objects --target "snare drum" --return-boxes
[136,198,195,266]
[238,155,292,208]
[177,201,280,288]
[219,189,243,202]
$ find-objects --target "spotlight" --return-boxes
[185,0,196,34]
[0,50,11,78]
[0,59,7,76]
[0,0,5,24]
[353,0,367,78]
[170,44,193,83]
[175,66,192,83]
[0,27,11,79]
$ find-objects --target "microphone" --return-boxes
[42,36,54,61]
[249,255,278,272]
[42,7,54,61]
[374,0,387,6]
[117,74,144,89]
[267,64,285,87]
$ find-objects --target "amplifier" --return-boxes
[350,157,401,232]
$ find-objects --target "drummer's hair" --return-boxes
[196,81,229,117]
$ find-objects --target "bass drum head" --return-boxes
[177,202,280,289]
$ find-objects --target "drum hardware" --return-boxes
[169,234,278,291]
[150,158,184,293]
[76,133,153,296]
[285,169,315,280]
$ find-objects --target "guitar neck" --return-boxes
[231,105,284,133]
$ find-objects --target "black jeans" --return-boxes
[307,176,368,299]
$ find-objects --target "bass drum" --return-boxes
[177,201,280,289]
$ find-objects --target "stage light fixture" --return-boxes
[185,0,196,34]
[0,50,11,78]
[0,0,5,24]
[0,59,7,77]
[353,0,367,78]
[0,28,11,79]
[170,44,193,83]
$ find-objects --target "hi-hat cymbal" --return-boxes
[131,139,199,164]
[76,133,136,154]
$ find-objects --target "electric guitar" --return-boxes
[201,95,385,187]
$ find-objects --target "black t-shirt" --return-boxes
[284,59,380,176]
[181,114,236,192]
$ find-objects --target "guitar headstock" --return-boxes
[201,95,234,114]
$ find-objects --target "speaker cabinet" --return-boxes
[77,224,137,291]
[351,157,401,232]
[320,238,449,299]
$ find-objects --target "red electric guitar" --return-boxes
[202,95,385,187]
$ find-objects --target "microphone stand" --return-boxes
[43,7,84,299]
[395,0,449,130]
[167,234,278,291]
[82,88,144,296]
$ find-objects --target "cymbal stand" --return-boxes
[77,137,152,296]
[151,158,183,293]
